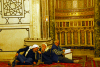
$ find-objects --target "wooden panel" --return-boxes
[67,31,72,45]
[70,21,73,26]
[84,0,87,7]
[80,30,85,45]
[56,0,58,8]
[86,30,90,45]
[78,0,84,8]
[88,0,91,7]
[61,32,65,45]
[73,31,78,45]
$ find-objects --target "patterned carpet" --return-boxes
[34,63,82,67]
[0,61,11,67]
[0,56,100,67]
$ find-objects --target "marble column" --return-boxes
[31,0,41,38]
[94,0,100,57]
[49,0,55,40]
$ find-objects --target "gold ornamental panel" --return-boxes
[55,11,94,17]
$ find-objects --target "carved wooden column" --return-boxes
[55,31,58,40]
[78,30,80,46]
[60,31,61,46]
[65,32,67,46]
[71,30,74,46]
[90,30,92,46]
[85,30,87,46]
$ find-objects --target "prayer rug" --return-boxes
[85,60,100,67]
[73,55,87,62]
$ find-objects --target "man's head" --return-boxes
[54,40,59,46]
[32,44,39,52]
[42,43,47,50]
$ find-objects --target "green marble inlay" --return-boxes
[94,0,100,57]
[49,0,55,40]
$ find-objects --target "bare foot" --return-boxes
[73,60,79,63]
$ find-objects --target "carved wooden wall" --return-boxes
[55,19,94,47]
[55,0,94,47]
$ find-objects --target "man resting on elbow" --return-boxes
[14,44,40,65]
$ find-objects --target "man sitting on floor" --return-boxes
[12,44,40,66]
[39,43,52,64]
[51,40,79,63]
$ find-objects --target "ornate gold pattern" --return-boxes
[55,11,94,16]
[55,16,94,19]
[56,0,94,9]
[55,8,94,12]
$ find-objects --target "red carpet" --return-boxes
[0,56,100,67]
[14,65,33,67]
[85,60,100,67]
[0,61,11,67]
[34,63,82,67]
[96,61,100,67]
[73,55,87,62]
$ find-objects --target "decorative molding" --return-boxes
[55,11,94,17]
[18,18,22,24]
[24,37,53,46]
[26,28,29,31]
[56,0,94,9]
[24,10,30,14]
[5,18,9,24]
[55,16,94,19]
[93,58,100,61]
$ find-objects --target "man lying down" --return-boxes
[38,43,52,64]
[12,44,41,66]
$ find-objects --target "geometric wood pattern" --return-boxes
[2,0,24,18]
